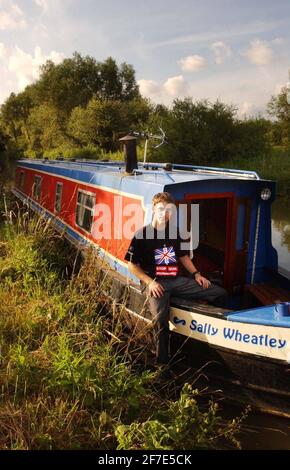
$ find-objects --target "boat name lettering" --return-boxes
[223,328,286,349]
[190,319,218,336]
[175,317,287,350]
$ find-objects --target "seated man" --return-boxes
[124,192,228,366]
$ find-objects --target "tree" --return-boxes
[119,62,140,101]
[230,118,271,160]
[68,97,151,152]
[68,99,123,151]
[267,87,290,145]
[152,98,237,164]
[1,91,34,148]
[36,53,141,116]
[148,98,271,164]
[0,53,143,155]
[27,104,71,154]
[0,125,8,152]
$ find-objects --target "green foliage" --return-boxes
[219,145,290,196]
[0,91,34,149]
[116,384,245,450]
[26,104,69,153]
[0,207,243,449]
[0,50,285,168]
[230,118,271,160]
[68,97,151,152]
[68,99,123,151]
[37,53,140,114]
[0,52,144,155]
[0,124,8,152]
[150,98,270,165]
[267,87,290,146]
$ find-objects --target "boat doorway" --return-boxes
[182,193,250,293]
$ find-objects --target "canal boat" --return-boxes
[12,140,290,416]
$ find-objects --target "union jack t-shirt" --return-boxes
[124,224,190,279]
[154,245,178,277]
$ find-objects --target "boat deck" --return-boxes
[17,158,268,185]
[227,305,290,327]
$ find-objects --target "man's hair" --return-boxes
[152,192,175,206]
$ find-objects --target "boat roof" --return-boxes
[17,158,273,185]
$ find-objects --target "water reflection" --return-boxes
[271,198,290,272]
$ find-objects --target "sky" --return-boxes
[0,0,289,116]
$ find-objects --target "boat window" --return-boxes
[54,182,63,213]
[76,190,95,233]
[19,171,25,190]
[32,175,41,201]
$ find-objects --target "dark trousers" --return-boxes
[144,276,228,365]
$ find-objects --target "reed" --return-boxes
[0,202,245,449]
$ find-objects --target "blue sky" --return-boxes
[0,0,289,115]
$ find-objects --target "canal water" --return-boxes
[234,197,290,449]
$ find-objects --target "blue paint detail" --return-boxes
[17,160,165,202]
[227,305,290,327]
[173,317,186,326]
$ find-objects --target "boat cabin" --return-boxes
[13,153,289,310]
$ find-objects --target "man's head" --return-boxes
[152,192,175,225]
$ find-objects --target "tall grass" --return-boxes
[219,146,290,196]
[0,202,246,449]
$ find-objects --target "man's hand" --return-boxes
[195,273,211,289]
[148,280,165,298]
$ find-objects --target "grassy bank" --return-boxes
[220,146,290,196]
[0,203,245,450]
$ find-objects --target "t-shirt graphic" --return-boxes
[154,245,179,277]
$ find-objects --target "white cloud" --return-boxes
[0,42,7,59]
[0,65,12,103]
[274,82,284,95]
[271,37,285,45]
[33,0,49,12]
[138,75,189,103]
[244,39,273,65]
[164,75,189,97]
[138,79,162,96]
[3,45,64,90]
[239,101,253,116]
[0,1,27,30]
[139,57,289,117]
[211,41,232,65]
[178,55,207,72]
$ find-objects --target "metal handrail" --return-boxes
[18,159,260,180]
[143,162,260,180]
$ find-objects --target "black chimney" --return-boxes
[119,135,138,174]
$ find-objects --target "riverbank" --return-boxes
[0,203,244,450]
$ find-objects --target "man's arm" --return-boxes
[179,254,211,289]
[127,262,165,298]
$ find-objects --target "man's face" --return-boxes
[153,202,174,224]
